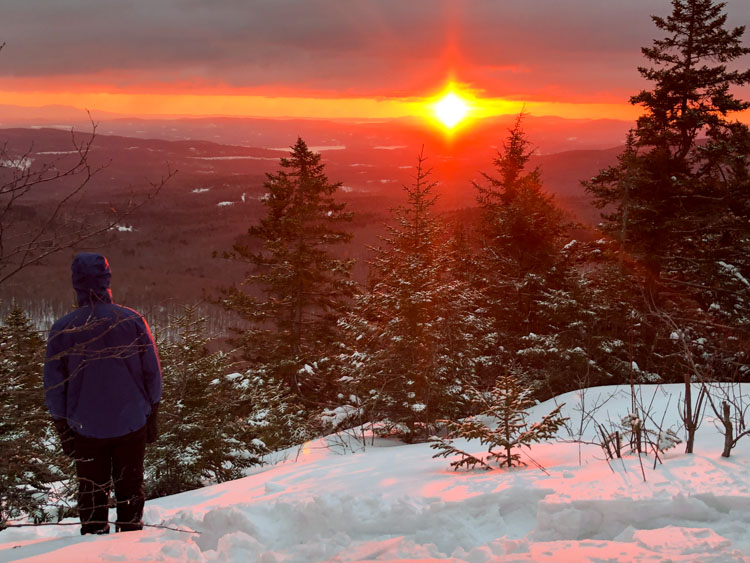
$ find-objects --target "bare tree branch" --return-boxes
[0,115,176,286]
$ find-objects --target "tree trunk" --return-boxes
[721,401,733,458]
[684,374,694,454]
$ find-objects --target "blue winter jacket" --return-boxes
[44,253,162,438]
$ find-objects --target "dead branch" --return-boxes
[2,520,200,534]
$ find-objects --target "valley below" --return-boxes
[0,114,625,331]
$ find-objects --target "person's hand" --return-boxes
[52,418,75,457]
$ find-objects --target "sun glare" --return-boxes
[433,91,470,129]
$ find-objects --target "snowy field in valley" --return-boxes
[1,384,749,562]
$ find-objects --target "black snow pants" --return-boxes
[73,426,147,534]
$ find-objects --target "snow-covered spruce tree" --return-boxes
[584,0,750,385]
[509,239,653,398]
[218,138,355,403]
[431,371,567,470]
[473,114,617,398]
[0,304,71,527]
[146,305,268,498]
[335,150,496,443]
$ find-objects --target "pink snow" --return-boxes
[1,384,749,562]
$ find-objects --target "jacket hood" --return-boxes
[72,253,113,306]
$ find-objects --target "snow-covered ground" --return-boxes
[2,384,749,562]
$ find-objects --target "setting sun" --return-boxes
[433,91,470,129]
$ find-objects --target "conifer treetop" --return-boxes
[632,0,750,156]
[475,112,542,208]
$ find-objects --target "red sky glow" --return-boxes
[1,1,749,124]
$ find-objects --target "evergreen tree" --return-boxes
[474,113,565,282]
[219,138,355,402]
[0,305,71,526]
[587,0,750,283]
[146,305,268,498]
[336,151,496,442]
[431,371,567,470]
[473,113,567,337]
[584,0,750,383]
[511,239,652,397]
[473,114,608,397]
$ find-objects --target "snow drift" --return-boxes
[1,384,749,562]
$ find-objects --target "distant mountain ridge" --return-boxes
[0,105,632,153]
[0,123,623,200]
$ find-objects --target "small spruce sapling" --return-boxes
[430,372,567,470]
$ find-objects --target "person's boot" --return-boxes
[80,524,109,535]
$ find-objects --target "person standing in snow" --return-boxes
[44,253,162,535]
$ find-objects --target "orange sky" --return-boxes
[0,87,642,122]
[1,1,749,125]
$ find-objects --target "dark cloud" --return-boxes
[2,0,749,99]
